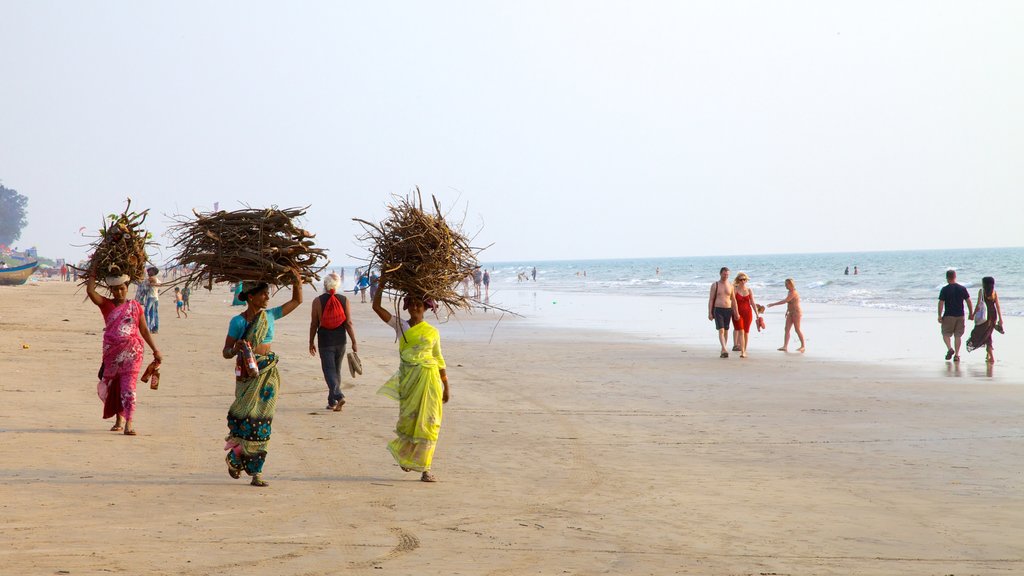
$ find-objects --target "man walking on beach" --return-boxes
[938,269,972,363]
[709,267,736,358]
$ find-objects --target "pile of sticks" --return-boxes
[77,199,152,283]
[168,206,328,289]
[354,190,483,312]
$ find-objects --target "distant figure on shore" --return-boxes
[182,285,191,311]
[853,266,859,275]
[472,266,483,299]
[372,273,450,483]
[767,278,805,353]
[174,287,188,318]
[144,267,160,334]
[531,266,537,281]
[309,272,357,411]
[844,266,849,275]
[60,264,68,281]
[356,273,370,303]
[937,269,972,363]
[966,276,1004,364]
[483,269,491,300]
[708,267,735,358]
[223,272,304,487]
[656,267,660,276]
[86,271,163,436]
[369,271,380,300]
[731,272,759,359]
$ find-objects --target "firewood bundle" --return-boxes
[168,206,328,288]
[78,199,153,284]
[354,190,483,312]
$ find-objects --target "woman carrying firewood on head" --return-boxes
[86,270,163,436]
[372,273,450,483]
[222,270,303,487]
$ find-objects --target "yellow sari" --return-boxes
[377,320,445,472]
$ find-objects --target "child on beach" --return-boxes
[175,287,188,318]
[86,271,163,436]
[766,278,805,353]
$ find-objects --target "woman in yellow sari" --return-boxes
[372,277,450,482]
[222,271,303,487]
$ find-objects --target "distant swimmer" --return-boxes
[708,267,736,358]
[853,266,859,275]
[531,267,537,281]
[766,278,805,353]
[844,266,849,275]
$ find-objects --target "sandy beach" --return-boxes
[2,281,1022,575]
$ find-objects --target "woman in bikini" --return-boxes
[767,278,805,353]
[731,272,760,358]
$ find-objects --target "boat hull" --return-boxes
[0,262,39,286]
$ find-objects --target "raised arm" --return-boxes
[85,274,106,307]
[372,275,393,324]
[279,270,304,318]
[767,292,792,308]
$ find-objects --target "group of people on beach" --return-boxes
[709,267,805,358]
[85,268,450,487]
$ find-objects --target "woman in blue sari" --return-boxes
[222,271,303,487]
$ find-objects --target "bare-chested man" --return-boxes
[708,267,738,358]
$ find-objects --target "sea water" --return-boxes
[484,247,1024,317]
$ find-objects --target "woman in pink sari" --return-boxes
[87,272,163,435]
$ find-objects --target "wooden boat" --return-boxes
[0,261,39,286]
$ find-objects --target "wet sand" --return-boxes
[1,282,1022,575]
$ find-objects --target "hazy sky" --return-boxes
[2,1,1022,265]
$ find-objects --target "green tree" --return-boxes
[0,183,29,245]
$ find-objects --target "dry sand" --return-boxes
[1,281,1022,575]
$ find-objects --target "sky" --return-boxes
[2,1,1022,266]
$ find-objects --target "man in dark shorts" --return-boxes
[938,269,973,363]
[708,267,736,358]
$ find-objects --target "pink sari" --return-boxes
[97,300,145,420]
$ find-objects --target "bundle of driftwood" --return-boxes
[168,206,328,288]
[354,190,483,312]
[77,199,153,284]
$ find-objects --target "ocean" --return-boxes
[482,247,1024,317]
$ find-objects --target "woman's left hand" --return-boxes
[442,381,450,403]
[153,349,163,364]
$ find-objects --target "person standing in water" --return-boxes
[767,278,805,353]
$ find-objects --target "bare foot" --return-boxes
[420,471,438,483]
[797,347,806,353]
[332,399,346,412]
[740,352,747,358]
[777,347,787,352]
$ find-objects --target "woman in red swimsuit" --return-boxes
[731,272,760,358]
